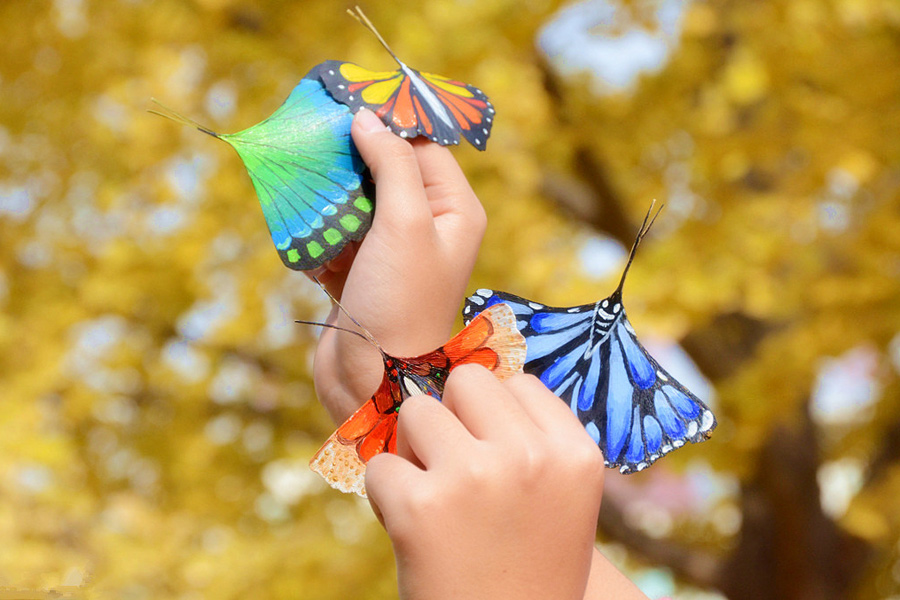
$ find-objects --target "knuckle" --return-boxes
[465,200,487,235]
[519,444,550,481]
[459,450,495,488]
[406,484,438,513]
[570,440,605,477]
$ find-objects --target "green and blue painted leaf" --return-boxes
[152,68,374,271]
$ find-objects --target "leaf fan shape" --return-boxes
[310,302,526,497]
[151,70,373,271]
[463,209,717,474]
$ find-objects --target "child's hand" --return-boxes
[365,365,606,600]
[312,108,486,423]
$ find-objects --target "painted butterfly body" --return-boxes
[462,210,716,474]
[310,302,526,497]
[151,71,374,272]
[317,59,494,150]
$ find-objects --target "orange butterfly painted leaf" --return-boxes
[314,60,495,151]
[309,303,525,497]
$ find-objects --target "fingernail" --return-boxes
[355,107,385,132]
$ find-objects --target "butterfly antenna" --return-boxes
[294,319,373,345]
[148,98,219,138]
[311,276,387,358]
[615,200,664,295]
[347,6,404,67]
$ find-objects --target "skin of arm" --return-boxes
[310,107,487,425]
[311,108,650,600]
[585,548,652,599]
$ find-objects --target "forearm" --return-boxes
[584,547,651,600]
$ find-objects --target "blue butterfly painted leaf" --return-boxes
[461,208,716,474]
[464,286,716,473]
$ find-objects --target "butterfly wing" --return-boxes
[309,375,399,498]
[464,289,717,473]
[317,60,494,150]
[401,301,527,396]
[310,303,525,497]
[219,72,374,271]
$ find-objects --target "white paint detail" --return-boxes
[402,64,455,128]
[596,308,614,320]
[701,410,715,432]
[657,371,668,382]
[687,421,699,437]
[528,302,544,310]
[469,295,485,306]
[402,376,425,398]
[476,288,492,297]
[613,303,621,313]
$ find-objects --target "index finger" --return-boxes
[395,394,472,469]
